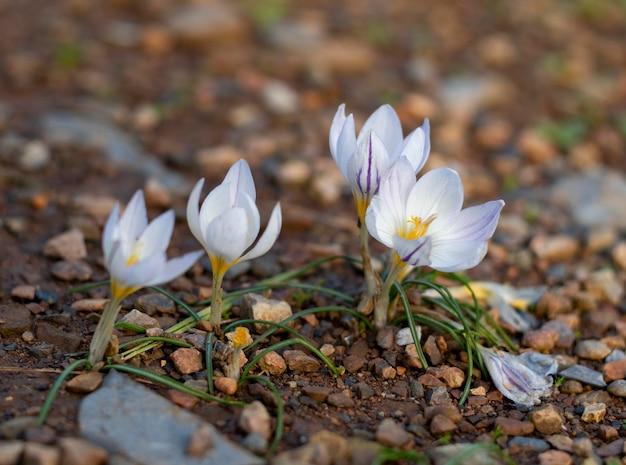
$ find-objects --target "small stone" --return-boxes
[301,386,330,402]
[396,327,421,346]
[575,340,611,360]
[353,382,375,400]
[20,140,50,170]
[607,379,626,397]
[320,344,335,357]
[143,178,171,209]
[603,358,626,382]
[275,160,311,188]
[546,434,573,452]
[586,269,624,304]
[135,293,176,315]
[508,437,551,453]
[42,228,87,260]
[170,348,203,375]
[439,366,465,388]
[0,441,24,465]
[240,294,292,333]
[529,404,564,434]
[430,414,457,436]
[257,350,287,375]
[262,80,299,115]
[538,450,573,465]
[572,437,594,457]
[423,335,442,365]
[59,437,108,465]
[560,364,606,388]
[581,403,606,423]
[166,3,246,45]
[213,377,238,396]
[376,327,395,350]
[71,299,109,312]
[375,418,411,448]
[120,309,160,329]
[522,329,558,352]
[35,322,82,352]
[596,438,624,458]
[530,234,580,262]
[283,350,321,372]
[50,259,93,281]
[404,344,423,369]
[66,372,105,394]
[343,354,367,373]
[559,380,584,395]
[241,432,267,455]
[494,417,535,436]
[0,417,39,439]
[598,424,619,442]
[186,425,214,458]
[239,401,272,441]
[166,389,200,409]
[587,227,618,253]
[11,285,36,300]
[518,129,558,164]
[22,442,60,465]
[611,242,626,270]
[22,331,35,342]
[426,386,449,405]
[326,393,355,408]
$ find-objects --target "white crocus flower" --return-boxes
[365,158,504,328]
[90,190,203,365]
[187,159,282,329]
[479,346,554,407]
[329,103,430,311]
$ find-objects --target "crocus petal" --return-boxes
[102,202,120,260]
[357,104,403,156]
[237,192,261,249]
[203,208,250,264]
[334,114,357,179]
[406,168,464,221]
[395,119,430,173]
[240,202,282,262]
[223,159,256,202]
[186,178,205,246]
[329,103,348,157]
[429,239,488,272]
[198,183,233,236]
[137,210,175,259]
[392,235,432,267]
[143,249,205,287]
[348,131,389,201]
[117,190,148,242]
[429,200,505,242]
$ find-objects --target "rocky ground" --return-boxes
[1,1,626,464]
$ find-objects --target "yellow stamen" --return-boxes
[401,214,437,240]
[126,241,143,266]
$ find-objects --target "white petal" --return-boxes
[186,178,205,246]
[223,159,256,202]
[406,168,464,221]
[392,235,432,267]
[365,196,390,246]
[429,239,488,272]
[334,114,357,179]
[395,118,430,173]
[348,131,389,200]
[137,210,175,259]
[198,183,232,235]
[102,202,120,260]
[329,103,348,156]
[118,190,148,241]
[432,200,505,242]
[143,250,205,287]
[203,208,249,263]
[238,193,261,249]
[117,253,166,287]
[241,202,282,262]
[358,104,403,156]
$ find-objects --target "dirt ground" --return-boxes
[1,1,626,464]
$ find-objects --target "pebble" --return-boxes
[59,437,108,465]
[239,401,272,441]
[185,425,214,458]
[522,329,558,352]
[213,377,238,396]
[560,364,606,388]
[574,340,611,360]
[262,80,300,115]
[275,159,311,188]
[301,386,330,402]
[166,3,246,45]
[598,425,619,442]
[42,228,87,260]
[71,299,109,313]
[528,405,564,434]
[530,234,580,262]
[375,326,395,350]
[585,269,624,304]
[50,259,93,281]
[596,438,623,458]
[307,38,375,78]
[257,350,287,375]
[607,379,626,397]
[517,129,558,164]
[586,227,617,253]
[559,379,583,394]
[283,350,321,372]
[439,366,465,388]
[120,309,160,329]
[22,331,35,342]
[135,293,176,315]
[22,442,60,465]
[319,344,335,357]
[494,417,535,436]
[72,194,117,221]
[353,382,375,400]
[375,419,411,448]
[0,441,24,464]
[11,284,36,300]
[240,294,293,333]
[542,320,575,349]
[80,371,261,465]
[507,436,551,453]
[166,390,200,409]
[395,327,421,346]
[423,335,442,365]
[538,450,573,465]
[66,372,105,394]
[611,242,626,269]
[20,140,50,170]
[241,432,267,455]
[546,434,573,452]
[426,386,450,405]
[602,358,626,382]
[429,415,457,436]
[326,392,355,408]
[170,348,203,375]
[404,344,423,369]
[372,359,396,379]
[34,322,82,352]
[581,403,606,423]
[572,437,594,457]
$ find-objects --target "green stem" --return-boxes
[89,297,122,365]
[359,223,380,298]
[210,271,224,329]
[374,258,402,329]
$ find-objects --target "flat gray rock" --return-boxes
[559,364,607,388]
[79,370,264,465]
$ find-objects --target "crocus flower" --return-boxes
[479,346,554,407]
[365,158,504,328]
[89,190,203,365]
[187,159,282,329]
[329,104,430,309]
